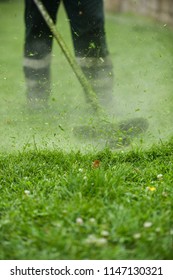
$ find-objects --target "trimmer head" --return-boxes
[73,117,149,148]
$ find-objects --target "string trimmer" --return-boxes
[33,0,148,147]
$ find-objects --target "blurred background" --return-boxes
[105,0,173,26]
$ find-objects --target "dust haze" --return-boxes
[1,7,173,153]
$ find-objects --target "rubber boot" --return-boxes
[23,54,51,110]
[77,55,114,108]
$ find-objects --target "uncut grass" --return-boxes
[0,139,173,259]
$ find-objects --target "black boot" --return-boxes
[77,55,114,108]
[23,54,51,110]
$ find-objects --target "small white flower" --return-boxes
[157,174,163,180]
[96,238,108,246]
[24,190,30,196]
[85,235,107,246]
[76,217,84,225]
[85,235,97,244]
[78,168,83,172]
[89,218,96,223]
[52,221,61,228]
[133,233,141,239]
[162,192,168,197]
[143,221,153,228]
[101,230,109,237]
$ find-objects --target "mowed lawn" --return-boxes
[0,0,173,259]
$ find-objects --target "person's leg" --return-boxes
[63,0,114,106]
[24,0,60,107]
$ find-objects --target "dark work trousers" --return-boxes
[24,0,114,105]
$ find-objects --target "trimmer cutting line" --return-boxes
[33,0,149,147]
[74,117,149,148]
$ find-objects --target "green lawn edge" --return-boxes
[0,138,173,260]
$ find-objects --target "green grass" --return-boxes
[0,140,173,259]
[0,0,173,260]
